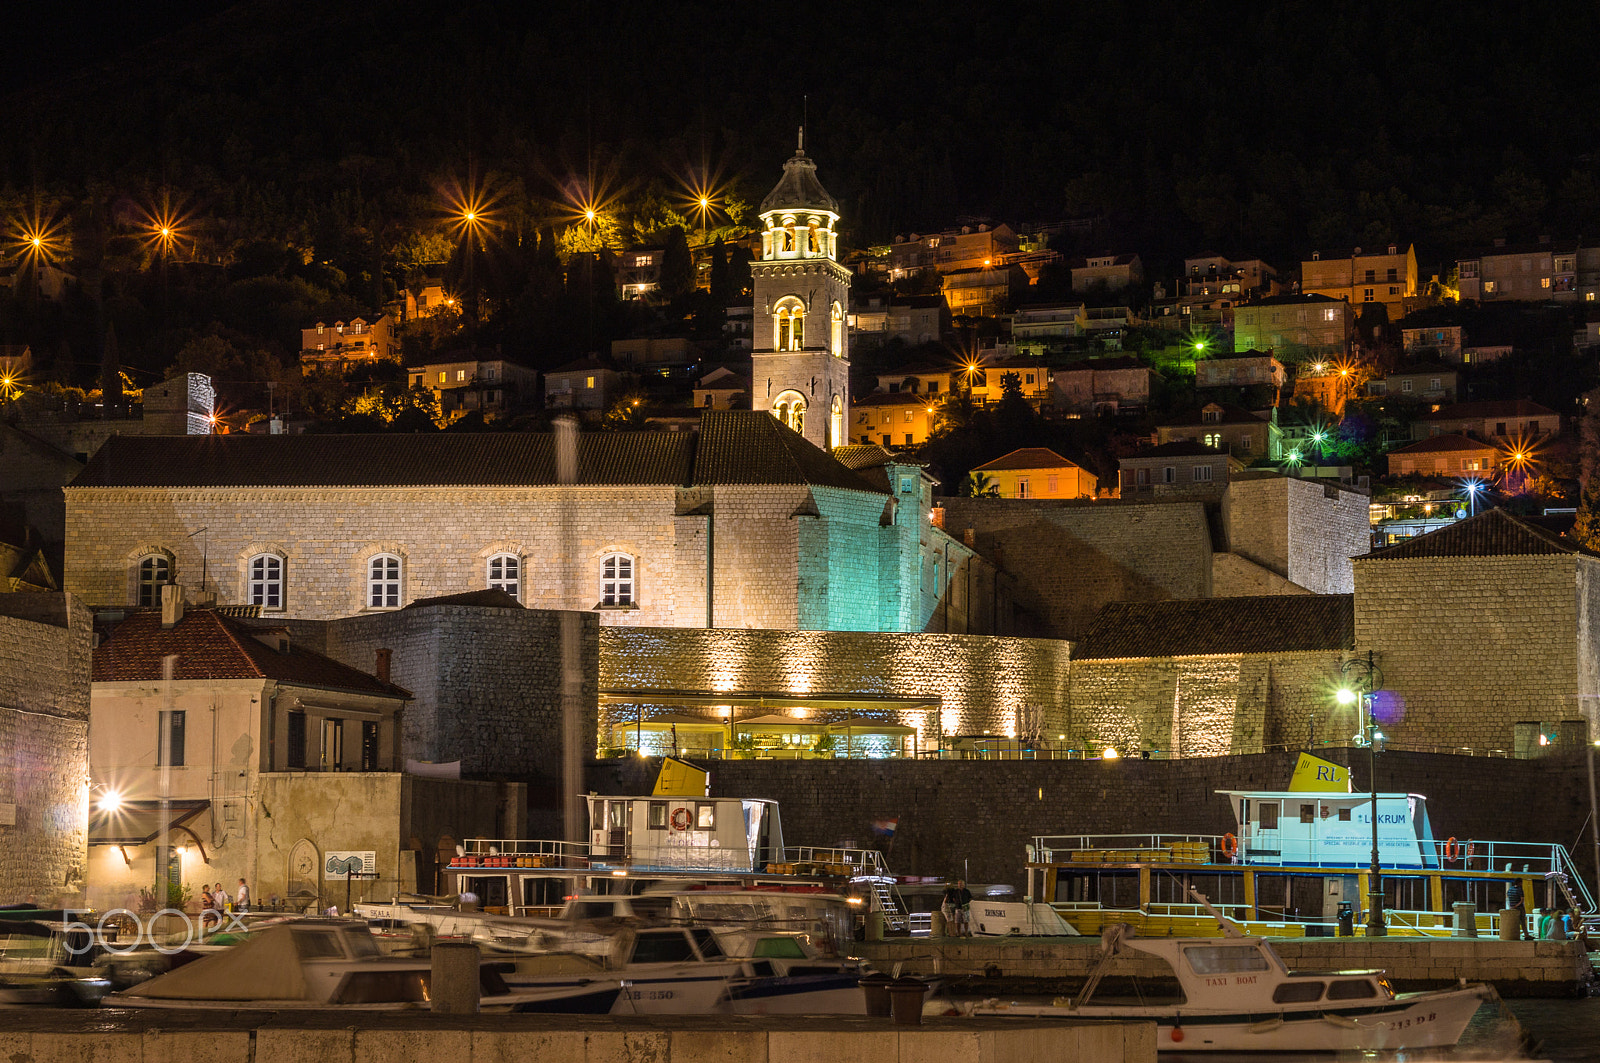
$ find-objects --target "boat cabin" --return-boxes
[587,795,785,873]
[1219,790,1440,869]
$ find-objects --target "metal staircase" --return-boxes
[869,878,908,931]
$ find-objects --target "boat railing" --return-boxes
[454,838,591,869]
[1030,833,1223,864]
[786,846,892,877]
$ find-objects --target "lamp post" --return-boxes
[1338,650,1386,937]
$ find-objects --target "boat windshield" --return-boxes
[753,937,807,959]
[292,929,346,959]
[631,932,697,964]
[1182,946,1270,975]
[691,928,724,958]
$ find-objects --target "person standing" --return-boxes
[942,879,974,937]
[1505,880,1527,940]
[235,878,251,914]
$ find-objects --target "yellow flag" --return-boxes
[1287,753,1350,792]
[652,757,710,797]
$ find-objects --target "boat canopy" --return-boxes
[1215,790,1438,869]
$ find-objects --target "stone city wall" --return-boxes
[277,604,599,783]
[0,595,91,904]
[1353,554,1590,749]
[588,750,1598,890]
[939,498,1213,639]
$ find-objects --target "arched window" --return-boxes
[782,224,795,252]
[248,554,285,610]
[807,222,820,254]
[368,554,402,609]
[773,391,807,434]
[830,301,843,355]
[136,555,170,607]
[600,553,634,606]
[487,553,521,600]
[830,394,844,449]
[775,304,804,351]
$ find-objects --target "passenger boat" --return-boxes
[969,922,1492,1052]
[103,919,620,1013]
[1026,754,1593,938]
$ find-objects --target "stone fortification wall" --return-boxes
[1211,552,1313,597]
[0,594,92,903]
[278,604,598,783]
[587,750,1597,890]
[1223,475,1369,594]
[1353,554,1586,748]
[599,627,1074,741]
[1065,651,1349,757]
[939,498,1214,639]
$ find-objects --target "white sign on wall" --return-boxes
[324,850,376,880]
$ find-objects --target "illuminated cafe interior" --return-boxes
[602,693,928,759]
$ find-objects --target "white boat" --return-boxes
[103,919,621,1013]
[711,928,867,1015]
[500,927,743,1014]
[968,898,1081,937]
[0,917,111,1005]
[968,924,1492,1053]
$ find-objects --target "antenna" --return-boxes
[801,94,808,151]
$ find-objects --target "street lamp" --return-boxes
[1338,650,1386,936]
[1462,478,1484,517]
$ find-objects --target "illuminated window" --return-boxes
[903,410,914,423]
[248,554,284,610]
[1542,277,1552,288]
[776,305,804,350]
[367,554,401,609]
[637,254,653,266]
[1483,281,1498,293]
[456,369,467,382]
[136,555,170,607]
[586,376,595,389]
[439,372,447,383]
[600,553,634,606]
[486,554,520,600]
[1016,479,1029,498]
[773,390,806,433]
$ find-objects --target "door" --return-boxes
[1254,801,1281,856]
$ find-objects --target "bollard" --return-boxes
[1497,909,1522,942]
[887,977,928,1025]
[860,972,894,1017]
[929,909,946,938]
[866,910,884,942]
[431,941,481,1014]
[1452,902,1478,938]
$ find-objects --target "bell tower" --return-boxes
[749,130,851,450]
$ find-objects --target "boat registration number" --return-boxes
[626,989,676,1001]
[1386,1012,1436,1031]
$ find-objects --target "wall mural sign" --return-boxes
[324,850,376,879]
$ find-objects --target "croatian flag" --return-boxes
[871,818,898,837]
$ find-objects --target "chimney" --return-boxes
[964,527,977,549]
[375,648,392,685]
[930,507,946,530]
[160,583,185,629]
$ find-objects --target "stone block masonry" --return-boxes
[599,626,1075,741]
[0,594,92,904]
[589,750,1600,891]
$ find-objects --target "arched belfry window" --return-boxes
[775,303,805,351]
[831,301,844,356]
[830,394,844,449]
[773,391,807,434]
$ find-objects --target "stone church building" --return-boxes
[63,411,1016,635]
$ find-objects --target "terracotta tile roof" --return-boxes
[1075,595,1355,660]
[71,433,698,488]
[1387,433,1496,455]
[973,448,1080,472]
[1121,441,1231,460]
[1357,507,1599,560]
[1419,399,1560,421]
[853,392,932,408]
[71,413,885,496]
[832,444,898,471]
[692,411,881,492]
[93,609,410,697]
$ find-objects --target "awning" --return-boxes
[89,799,209,846]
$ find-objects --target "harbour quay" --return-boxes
[858,936,1596,997]
[0,1011,1156,1063]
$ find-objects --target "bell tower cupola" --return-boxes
[749,129,851,450]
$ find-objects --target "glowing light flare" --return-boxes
[97,789,123,813]
[9,212,66,266]
[441,180,500,246]
[673,167,734,239]
[1102,747,1119,760]
[139,196,191,258]
[1336,688,1358,706]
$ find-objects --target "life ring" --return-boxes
[1221,833,1238,859]
[670,807,692,832]
[1444,837,1458,862]
[1466,843,1476,860]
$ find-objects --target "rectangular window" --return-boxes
[1401,379,1413,393]
[1430,378,1441,389]
[586,376,596,389]
[1016,479,1030,498]
[158,710,185,767]
[1338,807,1352,822]
[1136,468,1150,486]
[287,711,306,770]
[439,372,447,383]
[1300,803,1315,824]
[1363,288,1374,301]
[1163,466,1176,484]
[456,369,467,381]
[904,410,914,422]
[1194,465,1213,482]
[695,803,715,829]
[648,801,668,829]
[903,434,913,446]
[1047,475,1058,492]
[1258,803,1279,830]
[1239,436,1252,453]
